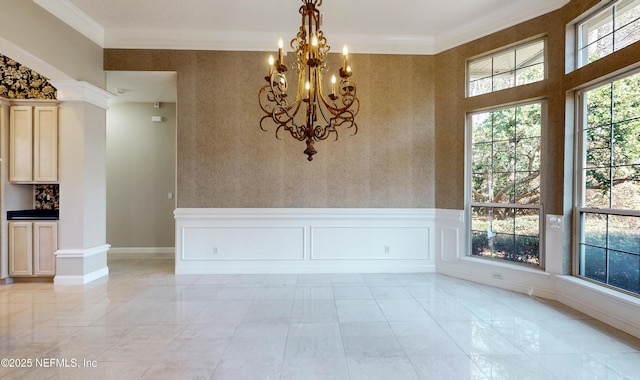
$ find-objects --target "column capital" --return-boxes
[50,80,113,110]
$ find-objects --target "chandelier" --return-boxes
[258,0,359,161]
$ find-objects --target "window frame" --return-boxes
[465,100,547,269]
[573,68,640,296]
[466,37,547,98]
[575,0,640,68]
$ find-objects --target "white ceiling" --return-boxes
[105,71,177,104]
[35,0,570,104]
[36,0,569,55]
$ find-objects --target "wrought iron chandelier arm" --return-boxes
[275,122,307,142]
[334,111,358,136]
[313,90,339,142]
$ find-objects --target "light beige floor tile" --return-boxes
[347,356,420,380]
[1,257,639,380]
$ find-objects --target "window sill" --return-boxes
[556,275,640,304]
[458,255,550,277]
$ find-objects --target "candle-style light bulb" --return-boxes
[278,38,284,62]
[305,81,311,99]
[268,55,274,75]
[342,45,348,71]
[310,34,318,59]
[331,75,336,95]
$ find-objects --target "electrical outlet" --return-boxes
[213,247,218,255]
[384,245,390,254]
[492,272,503,280]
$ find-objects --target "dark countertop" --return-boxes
[7,209,59,220]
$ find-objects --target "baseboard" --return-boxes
[108,247,175,259]
[175,261,436,275]
[54,267,109,285]
[437,258,556,299]
[54,244,110,285]
[556,275,640,339]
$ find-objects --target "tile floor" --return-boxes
[1,258,639,379]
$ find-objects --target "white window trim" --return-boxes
[465,37,547,98]
[575,0,640,69]
[573,68,640,296]
[465,100,547,269]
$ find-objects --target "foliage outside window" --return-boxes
[469,103,542,266]
[467,39,545,97]
[578,71,640,295]
[578,0,640,67]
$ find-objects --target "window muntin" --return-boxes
[469,103,543,266]
[578,0,640,67]
[468,39,545,97]
[577,71,640,295]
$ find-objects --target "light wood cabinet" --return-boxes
[8,222,33,276]
[9,221,58,277]
[9,105,58,183]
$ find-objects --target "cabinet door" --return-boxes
[33,106,58,182]
[9,222,33,276]
[9,106,33,182]
[34,222,58,276]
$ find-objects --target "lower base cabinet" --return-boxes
[9,221,58,277]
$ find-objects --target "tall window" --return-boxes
[467,39,545,97]
[469,103,543,266]
[578,0,640,67]
[577,71,640,295]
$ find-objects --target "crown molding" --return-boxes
[435,0,570,53]
[33,0,104,46]
[104,29,436,55]
[36,0,569,55]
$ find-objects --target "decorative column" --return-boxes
[49,80,112,285]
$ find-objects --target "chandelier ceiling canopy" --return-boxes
[258,0,360,161]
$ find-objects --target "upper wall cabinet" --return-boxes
[9,105,58,183]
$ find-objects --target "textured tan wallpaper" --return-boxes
[104,1,640,212]
[432,0,640,213]
[104,50,435,208]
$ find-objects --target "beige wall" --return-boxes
[0,0,104,87]
[104,51,435,208]
[106,102,176,247]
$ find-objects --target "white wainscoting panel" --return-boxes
[311,227,429,260]
[174,208,434,274]
[434,209,465,262]
[182,227,304,261]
